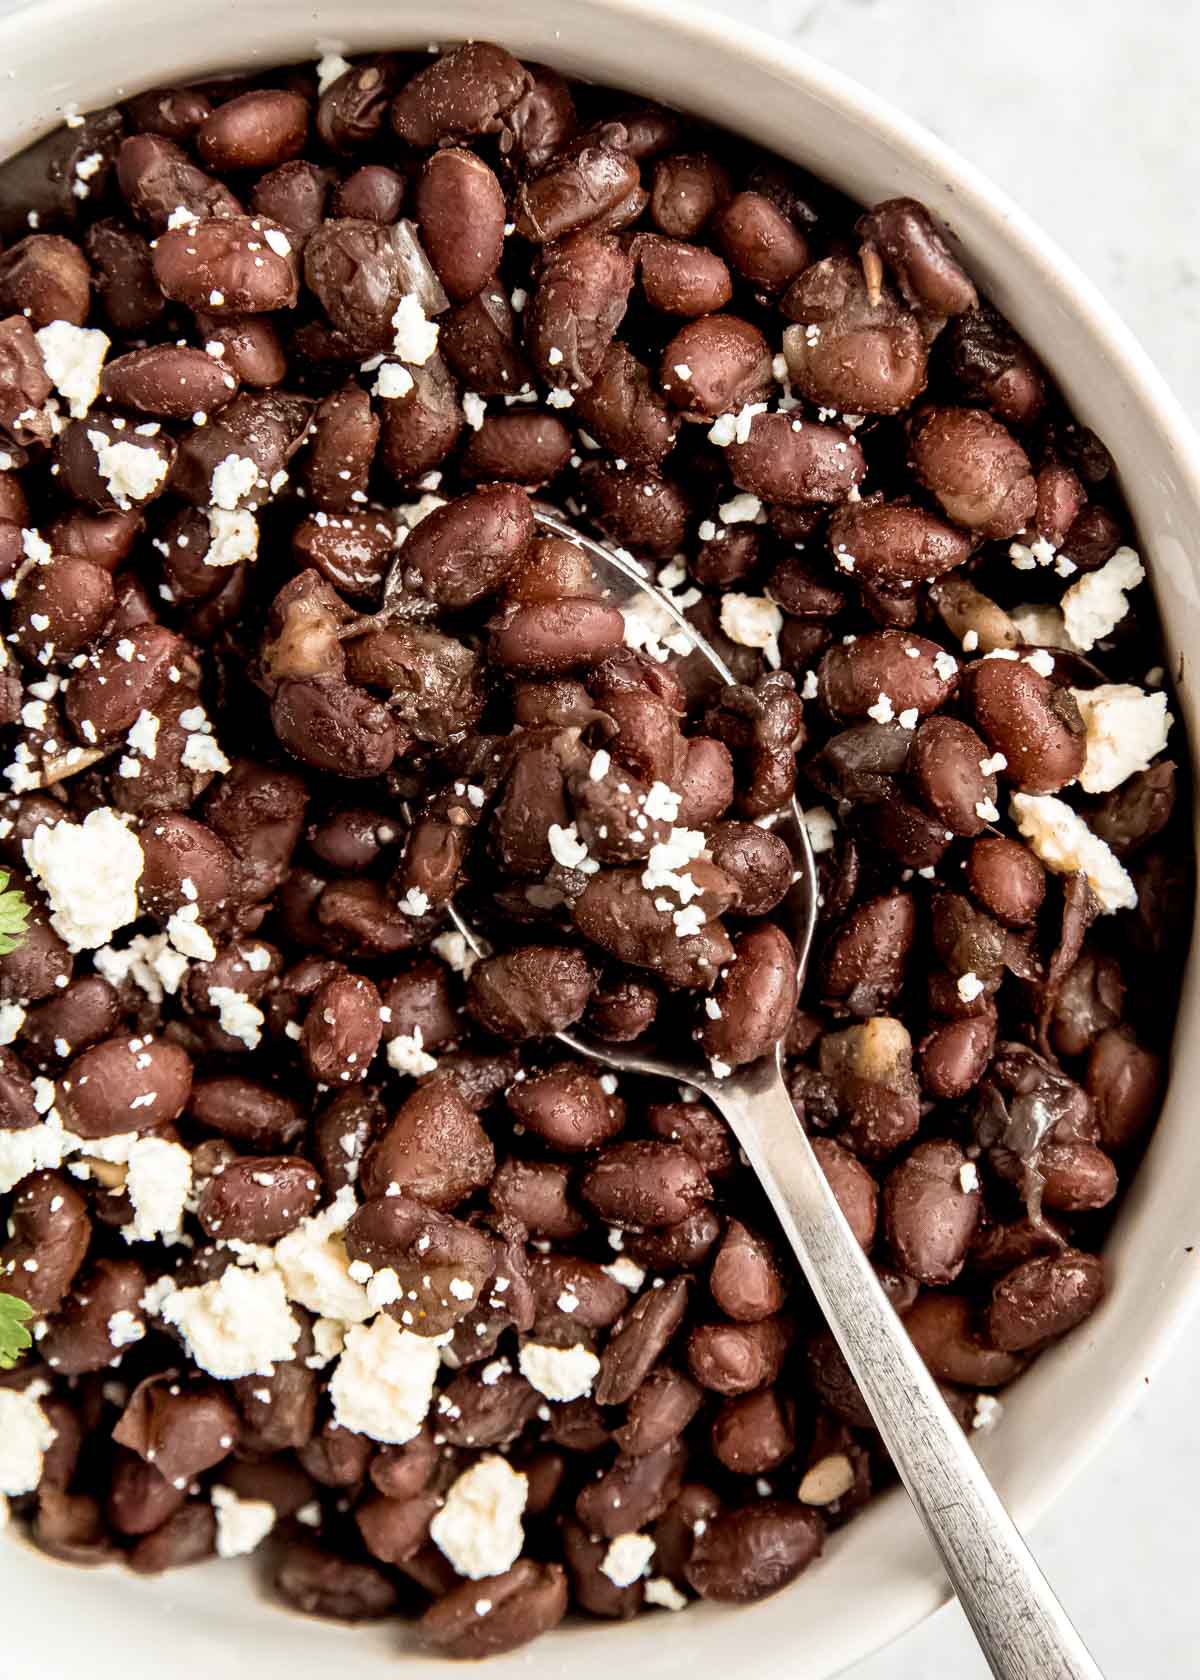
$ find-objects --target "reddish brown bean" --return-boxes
[987,1250,1106,1351]
[360,1080,494,1208]
[711,1387,796,1475]
[416,149,506,301]
[153,215,299,313]
[964,659,1086,794]
[685,1502,823,1603]
[391,42,532,149]
[196,1155,320,1242]
[811,1139,878,1252]
[903,1292,1025,1387]
[58,1035,192,1138]
[966,835,1047,925]
[659,314,772,417]
[417,1561,567,1658]
[686,1315,791,1395]
[466,945,594,1040]
[506,1062,624,1152]
[909,405,1035,539]
[595,1275,691,1406]
[883,1139,981,1285]
[196,90,310,171]
[581,1141,711,1230]
[700,923,798,1069]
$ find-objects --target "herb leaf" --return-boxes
[0,868,29,957]
[0,1292,33,1370]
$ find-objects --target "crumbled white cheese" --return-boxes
[1024,648,1056,678]
[1009,793,1137,913]
[1009,603,1074,650]
[600,1532,656,1588]
[125,709,160,762]
[933,650,959,681]
[1060,546,1144,652]
[0,1382,55,1495]
[24,808,143,952]
[973,1394,1004,1432]
[391,294,439,364]
[641,826,707,905]
[206,506,258,568]
[0,1002,25,1045]
[0,1113,68,1193]
[462,392,487,431]
[547,822,599,874]
[373,362,415,400]
[1008,534,1059,572]
[517,1341,600,1402]
[429,1455,528,1580]
[87,431,168,509]
[718,492,762,524]
[207,985,265,1050]
[959,1162,980,1193]
[211,1485,277,1557]
[867,692,894,725]
[95,931,189,1004]
[35,322,109,418]
[307,1318,346,1369]
[166,903,218,962]
[387,1024,438,1077]
[107,1308,145,1350]
[956,971,985,1004]
[430,931,478,977]
[1071,684,1172,794]
[620,592,694,663]
[210,453,260,511]
[315,50,352,94]
[123,1137,192,1244]
[329,1315,442,1443]
[602,1255,646,1291]
[180,732,231,776]
[263,228,292,259]
[274,1187,372,1323]
[642,781,681,824]
[719,593,782,669]
[644,1576,688,1611]
[162,1266,300,1379]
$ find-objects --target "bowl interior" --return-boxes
[2,3,1199,1677]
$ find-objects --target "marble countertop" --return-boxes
[0,0,1196,1674]
[684,1,1198,1674]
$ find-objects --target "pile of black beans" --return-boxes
[0,38,1187,1660]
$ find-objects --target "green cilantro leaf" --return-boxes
[0,868,29,958]
[0,1292,33,1370]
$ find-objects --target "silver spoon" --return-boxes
[420,508,1104,1680]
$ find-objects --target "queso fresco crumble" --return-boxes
[0,35,1186,1662]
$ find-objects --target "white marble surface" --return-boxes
[0,1,1195,1675]
[683,1,1200,1675]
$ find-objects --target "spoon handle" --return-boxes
[716,1069,1104,1680]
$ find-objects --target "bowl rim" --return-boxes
[0,0,1197,1674]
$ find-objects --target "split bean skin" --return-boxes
[0,35,1181,1662]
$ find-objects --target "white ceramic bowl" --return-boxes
[2,2,1198,1675]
